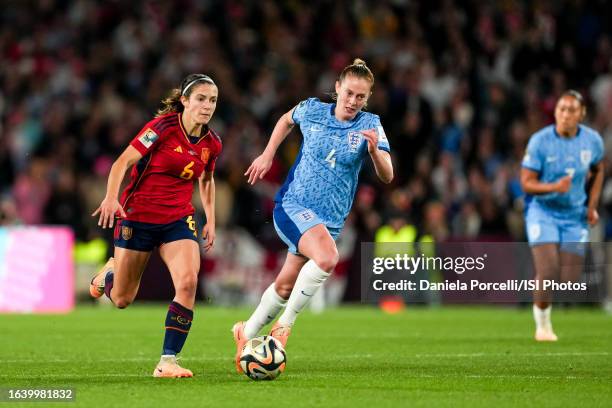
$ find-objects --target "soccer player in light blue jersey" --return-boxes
[521,90,604,342]
[232,59,394,371]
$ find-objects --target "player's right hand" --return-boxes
[555,175,572,193]
[245,154,273,185]
[92,198,126,229]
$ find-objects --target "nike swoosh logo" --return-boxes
[301,290,313,297]
[157,368,162,372]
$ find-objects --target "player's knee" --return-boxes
[175,272,198,295]
[113,295,134,309]
[313,249,339,273]
[275,282,293,300]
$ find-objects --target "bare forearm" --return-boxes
[200,178,216,227]
[105,159,130,200]
[588,168,604,209]
[370,150,393,184]
[263,112,295,157]
[521,179,559,194]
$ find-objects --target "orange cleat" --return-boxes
[89,257,114,298]
[535,328,558,342]
[269,322,291,348]
[232,321,248,373]
[153,355,193,378]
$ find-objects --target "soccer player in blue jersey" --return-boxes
[232,59,393,370]
[521,90,604,341]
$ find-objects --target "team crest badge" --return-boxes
[347,131,362,152]
[201,148,210,164]
[121,226,133,240]
[298,209,315,222]
[580,150,591,166]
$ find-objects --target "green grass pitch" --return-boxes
[1,305,610,407]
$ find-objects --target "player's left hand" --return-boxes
[202,224,215,252]
[587,208,599,226]
[361,129,378,154]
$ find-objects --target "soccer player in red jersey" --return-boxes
[90,74,222,378]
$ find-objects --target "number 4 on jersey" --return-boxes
[325,149,336,168]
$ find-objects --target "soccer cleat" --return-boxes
[232,321,248,373]
[89,257,114,298]
[153,355,193,378]
[535,328,558,342]
[269,322,291,348]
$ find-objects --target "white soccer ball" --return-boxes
[239,335,286,381]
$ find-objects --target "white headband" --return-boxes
[182,76,215,96]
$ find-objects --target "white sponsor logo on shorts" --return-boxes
[528,224,541,240]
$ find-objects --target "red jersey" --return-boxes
[119,112,222,224]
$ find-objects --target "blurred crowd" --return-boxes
[1,1,612,272]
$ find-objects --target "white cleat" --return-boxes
[153,355,193,378]
[535,328,558,342]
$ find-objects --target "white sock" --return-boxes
[244,283,287,338]
[277,260,330,327]
[159,355,177,364]
[533,304,553,331]
[309,283,325,314]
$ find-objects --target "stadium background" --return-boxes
[1,2,612,407]
[1,0,612,307]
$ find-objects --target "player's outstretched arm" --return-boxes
[361,129,393,184]
[245,107,297,185]
[92,145,142,229]
[520,168,570,195]
[199,171,216,251]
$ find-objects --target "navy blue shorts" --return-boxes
[114,215,198,252]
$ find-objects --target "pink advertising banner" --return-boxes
[0,227,74,313]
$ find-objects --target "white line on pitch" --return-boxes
[2,351,609,365]
[413,352,610,358]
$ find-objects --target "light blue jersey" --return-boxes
[273,98,390,253]
[522,124,603,216]
[522,124,603,250]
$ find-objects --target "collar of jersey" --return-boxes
[178,112,209,144]
[553,124,582,140]
[329,103,363,128]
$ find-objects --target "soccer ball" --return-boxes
[239,335,286,380]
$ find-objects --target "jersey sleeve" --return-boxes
[291,98,316,125]
[205,142,222,173]
[592,132,604,165]
[521,134,542,172]
[129,118,167,156]
[372,116,391,153]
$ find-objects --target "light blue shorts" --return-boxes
[525,203,588,255]
[273,201,342,255]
